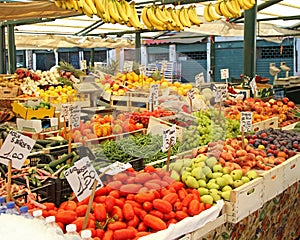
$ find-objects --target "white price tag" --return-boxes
[65,157,103,202]
[214,84,228,102]
[0,131,35,169]
[70,105,81,129]
[139,64,146,75]
[161,60,168,71]
[187,88,195,100]
[240,112,253,132]
[99,161,132,176]
[123,61,133,72]
[149,84,159,101]
[80,60,87,70]
[162,125,176,152]
[195,72,204,88]
[249,78,257,96]
[61,104,71,119]
[220,68,229,80]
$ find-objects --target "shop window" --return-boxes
[178,51,207,60]
[257,46,293,59]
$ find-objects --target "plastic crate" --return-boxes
[55,178,73,207]
[128,157,144,171]
[76,146,96,160]
[27,153,52,166]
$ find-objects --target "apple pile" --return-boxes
[166,155,258,204]
[225,97,297,127]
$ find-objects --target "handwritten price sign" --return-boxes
[220,68,229,80]
[139,64,146,75]
[0,131,35,169]
[187,88,195,100]
[124,61,133,72]
[65,157,103,202]
[80,60,87,70]
[99,161,132,176]
[162,125,176,152]
[240,112,253,132]
[149,84,159,101]
[214,84,228,102]
[195,73,204,88]
[61,104,81,128]
[249,78,258,96]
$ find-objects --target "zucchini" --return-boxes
[33,143,45,150]
[36,139,54,146]
[70,155,80,166]
[48,152,77,169]
[46,141,61,148]
[43,165,54,175]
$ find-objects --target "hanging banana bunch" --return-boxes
[141,5,202,31]
[204,0,256,22]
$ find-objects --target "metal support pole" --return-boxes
[0,26,6,73]
[90,48,95,67]
[7,24,16,74]
[243,3,257,79]
[210,36,215,82]
[135,32,141,64]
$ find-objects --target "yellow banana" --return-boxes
[154,6,170,24]
[77,0,84,9]
[231,0,241,16]
[103,0,110,22]
[129,2,143,29]
[147,6,166,28]
[71,0,78,11]
[249,0,256,5]
[236,0,245,9]
[214,1,223,16]
[82,0,94,17]
[208,3,221,21]
[85,0,97,14]
[178,7,189,27]
[54,0,63,8]
[122,0,131,17]
[242,0,254,10]
[162,6,176,26]
[94,0,105,19]
[225,0,239,17]
[219,1,234,19]
[64,0,74,10]
[169,7,184,30]
[115,0,128,22]
[188,6,202,26]
[141,6,153,29]
[184,7,192,27]
[203,4,213,22]
[108,0,122,23]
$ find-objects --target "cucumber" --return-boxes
[70,155,80,166]
[48,152,77,169]
[46,141,62,148]
[33,143,45,150]
[44,165,54,175]
[36,139,54,146]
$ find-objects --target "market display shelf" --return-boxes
[223,177,263,223]
[282,153,300,190]
[252,116,278,132]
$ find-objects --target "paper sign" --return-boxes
[214,84,228,102]
[124,61,133,72]
[187,88,195,100]
[195,73,204,88]
[61,104,71,119]
[139,64,146,75]
[65,157,103,202]
[240,112,253,132]
[161,60,168,71]
[249,78,257,96]
[0,131,35,169]
[99,161,132,175]
[220,68,229,80]
[80,60,87,70]
[162,125,176,152]
[149,84,159,101]
[61,104,81,128]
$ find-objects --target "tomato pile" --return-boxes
[28,166,211,240]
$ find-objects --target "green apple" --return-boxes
[241,176,250,184]
[232,180,244,188]
[212,172,223,179]
[246,170,258,180]
[200,195,214,205]
[230,169,243,181]
[222,174,234,185]
[222,185,233,192]
[198,187,209,196]
[221,190,231,201]
[198,179,207,188]
[213,164,223,173]
[216,177,228,187]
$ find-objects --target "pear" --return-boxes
[201,166,213,178]
[232,180,244,188]
[191,167,206,180]
[168,162,175,170]
[221,190,231,201]
[196,154,208,162]
[213,164,223,173]
[181,171,191,182]
[241,176,250,184]
[200,195,214,205]
[209,189,221,202]
[216,177,228,187]
[246,170,258,180]
[212,172,223,179]
[193,161,205,168]
[173,160,184,172]
[183,158,192,167]
[205,156,218,169]
[208,179,216,184]
[223,167,231,174]
[198,179,207,188]
[222,185,233,192]
[185,167,192,172]
[230,169,243,181]
[198,187,209,196]
[180,167,187,175]
[185,176,199,188]
[170,170,180,181]
[207,181,220,190]
[222,174,234,185]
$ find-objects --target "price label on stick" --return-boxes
[99,161,132,176]
[0,131,35,169]
[139,64,146,75]
[240,112,253,132]
[149,84,159,101]
[187,88,195,100]
[195,72,204,88]
[214,84,228,102]
[80,60,87,70]
[162,125,176,152]
[65,157,103,202]
[220,68,229,80]
[124,61,133,72]
[161,60,168,72]
[249,78,258,96]
[70,105,81,129]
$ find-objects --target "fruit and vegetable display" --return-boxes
[37,85,79,104]
[225,97,297,126]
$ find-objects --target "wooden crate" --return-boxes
[282,154,300,189]
[0,86,20,98]
[258,164,285,203]
[223,177,263,223]
[252,117,278,132]
[50,93,90,111]
[282,121,299,130]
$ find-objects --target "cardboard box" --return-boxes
[12,101,55,120]
[16,118,58,133]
